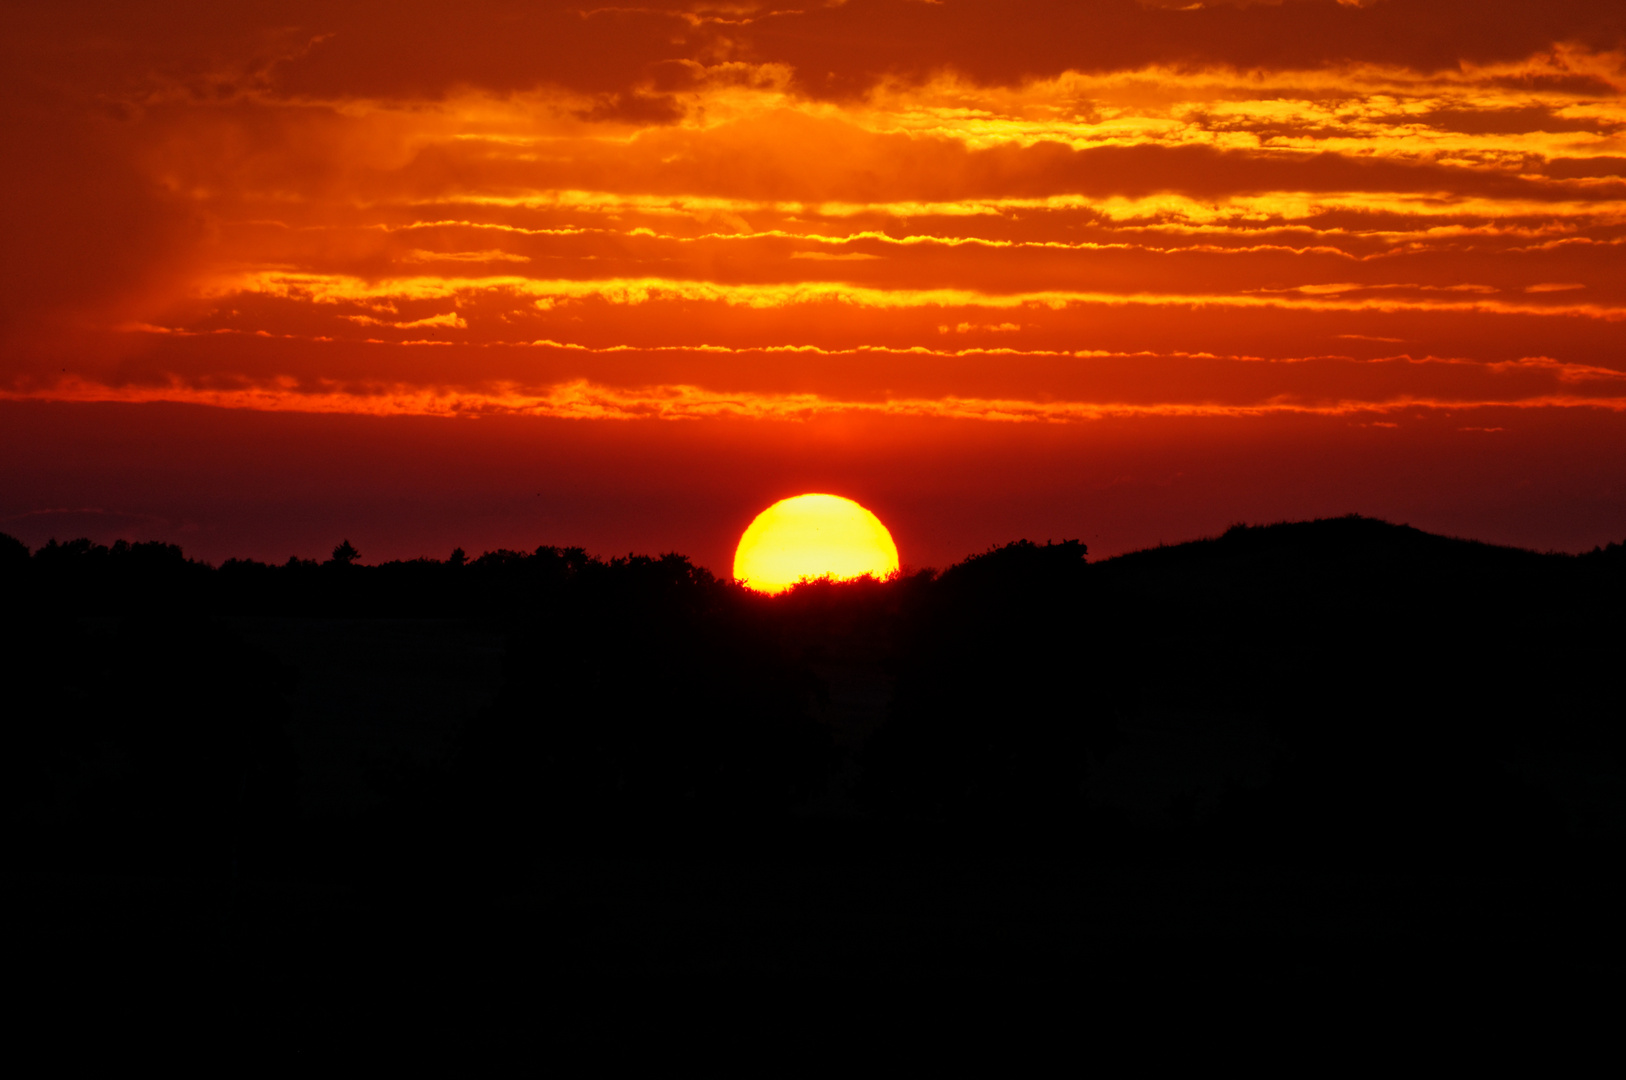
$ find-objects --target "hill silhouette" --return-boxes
[6,515,1624,1005]
[1091,519,1624,862]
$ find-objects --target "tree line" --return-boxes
[4,516,1623,885]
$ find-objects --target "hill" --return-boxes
[5,514,1621,858]
[6,517,1624,998]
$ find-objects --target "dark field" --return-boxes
[7,517,1624,1041]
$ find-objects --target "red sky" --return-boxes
[4,1,1624,571]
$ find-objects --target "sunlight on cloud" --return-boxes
[7,5,1624,420]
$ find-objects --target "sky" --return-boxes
[3,1,1624,573]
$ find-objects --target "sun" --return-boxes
[733,494,900,594]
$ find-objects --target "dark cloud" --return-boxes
[399,121,1626,203]
[927,141,1622,202]
[8,2,1623,107]
[574,92,687,125]
[1487,71,1620,95]
[1420,106,1623,136]
[4,1,1623,415]
[743,0,1626,95]
[1544,155,1626,178]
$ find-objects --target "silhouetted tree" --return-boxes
[0,531,28,571]
[7,517,1618,882]
[449,551,836,869]
[864,540,1118,834]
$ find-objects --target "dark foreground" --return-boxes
[6,516,1624,1043]
[13,852,1624,1064]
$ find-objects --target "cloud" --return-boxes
[342,311,469,329]
[790,251,884,260]
[402,249,531,263]
[573,92,687,125]
[217,270,1626,322]
[11,3,1621,107]
[4,1,1624,430]
[15,353,1626,424]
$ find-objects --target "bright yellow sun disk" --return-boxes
[733,494,900,594]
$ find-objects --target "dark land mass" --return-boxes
[5,517,1624,1041]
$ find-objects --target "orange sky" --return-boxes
[3,2,1624,569]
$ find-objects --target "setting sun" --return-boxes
[733,494,900,594]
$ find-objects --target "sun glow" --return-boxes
[733,494,900,594]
